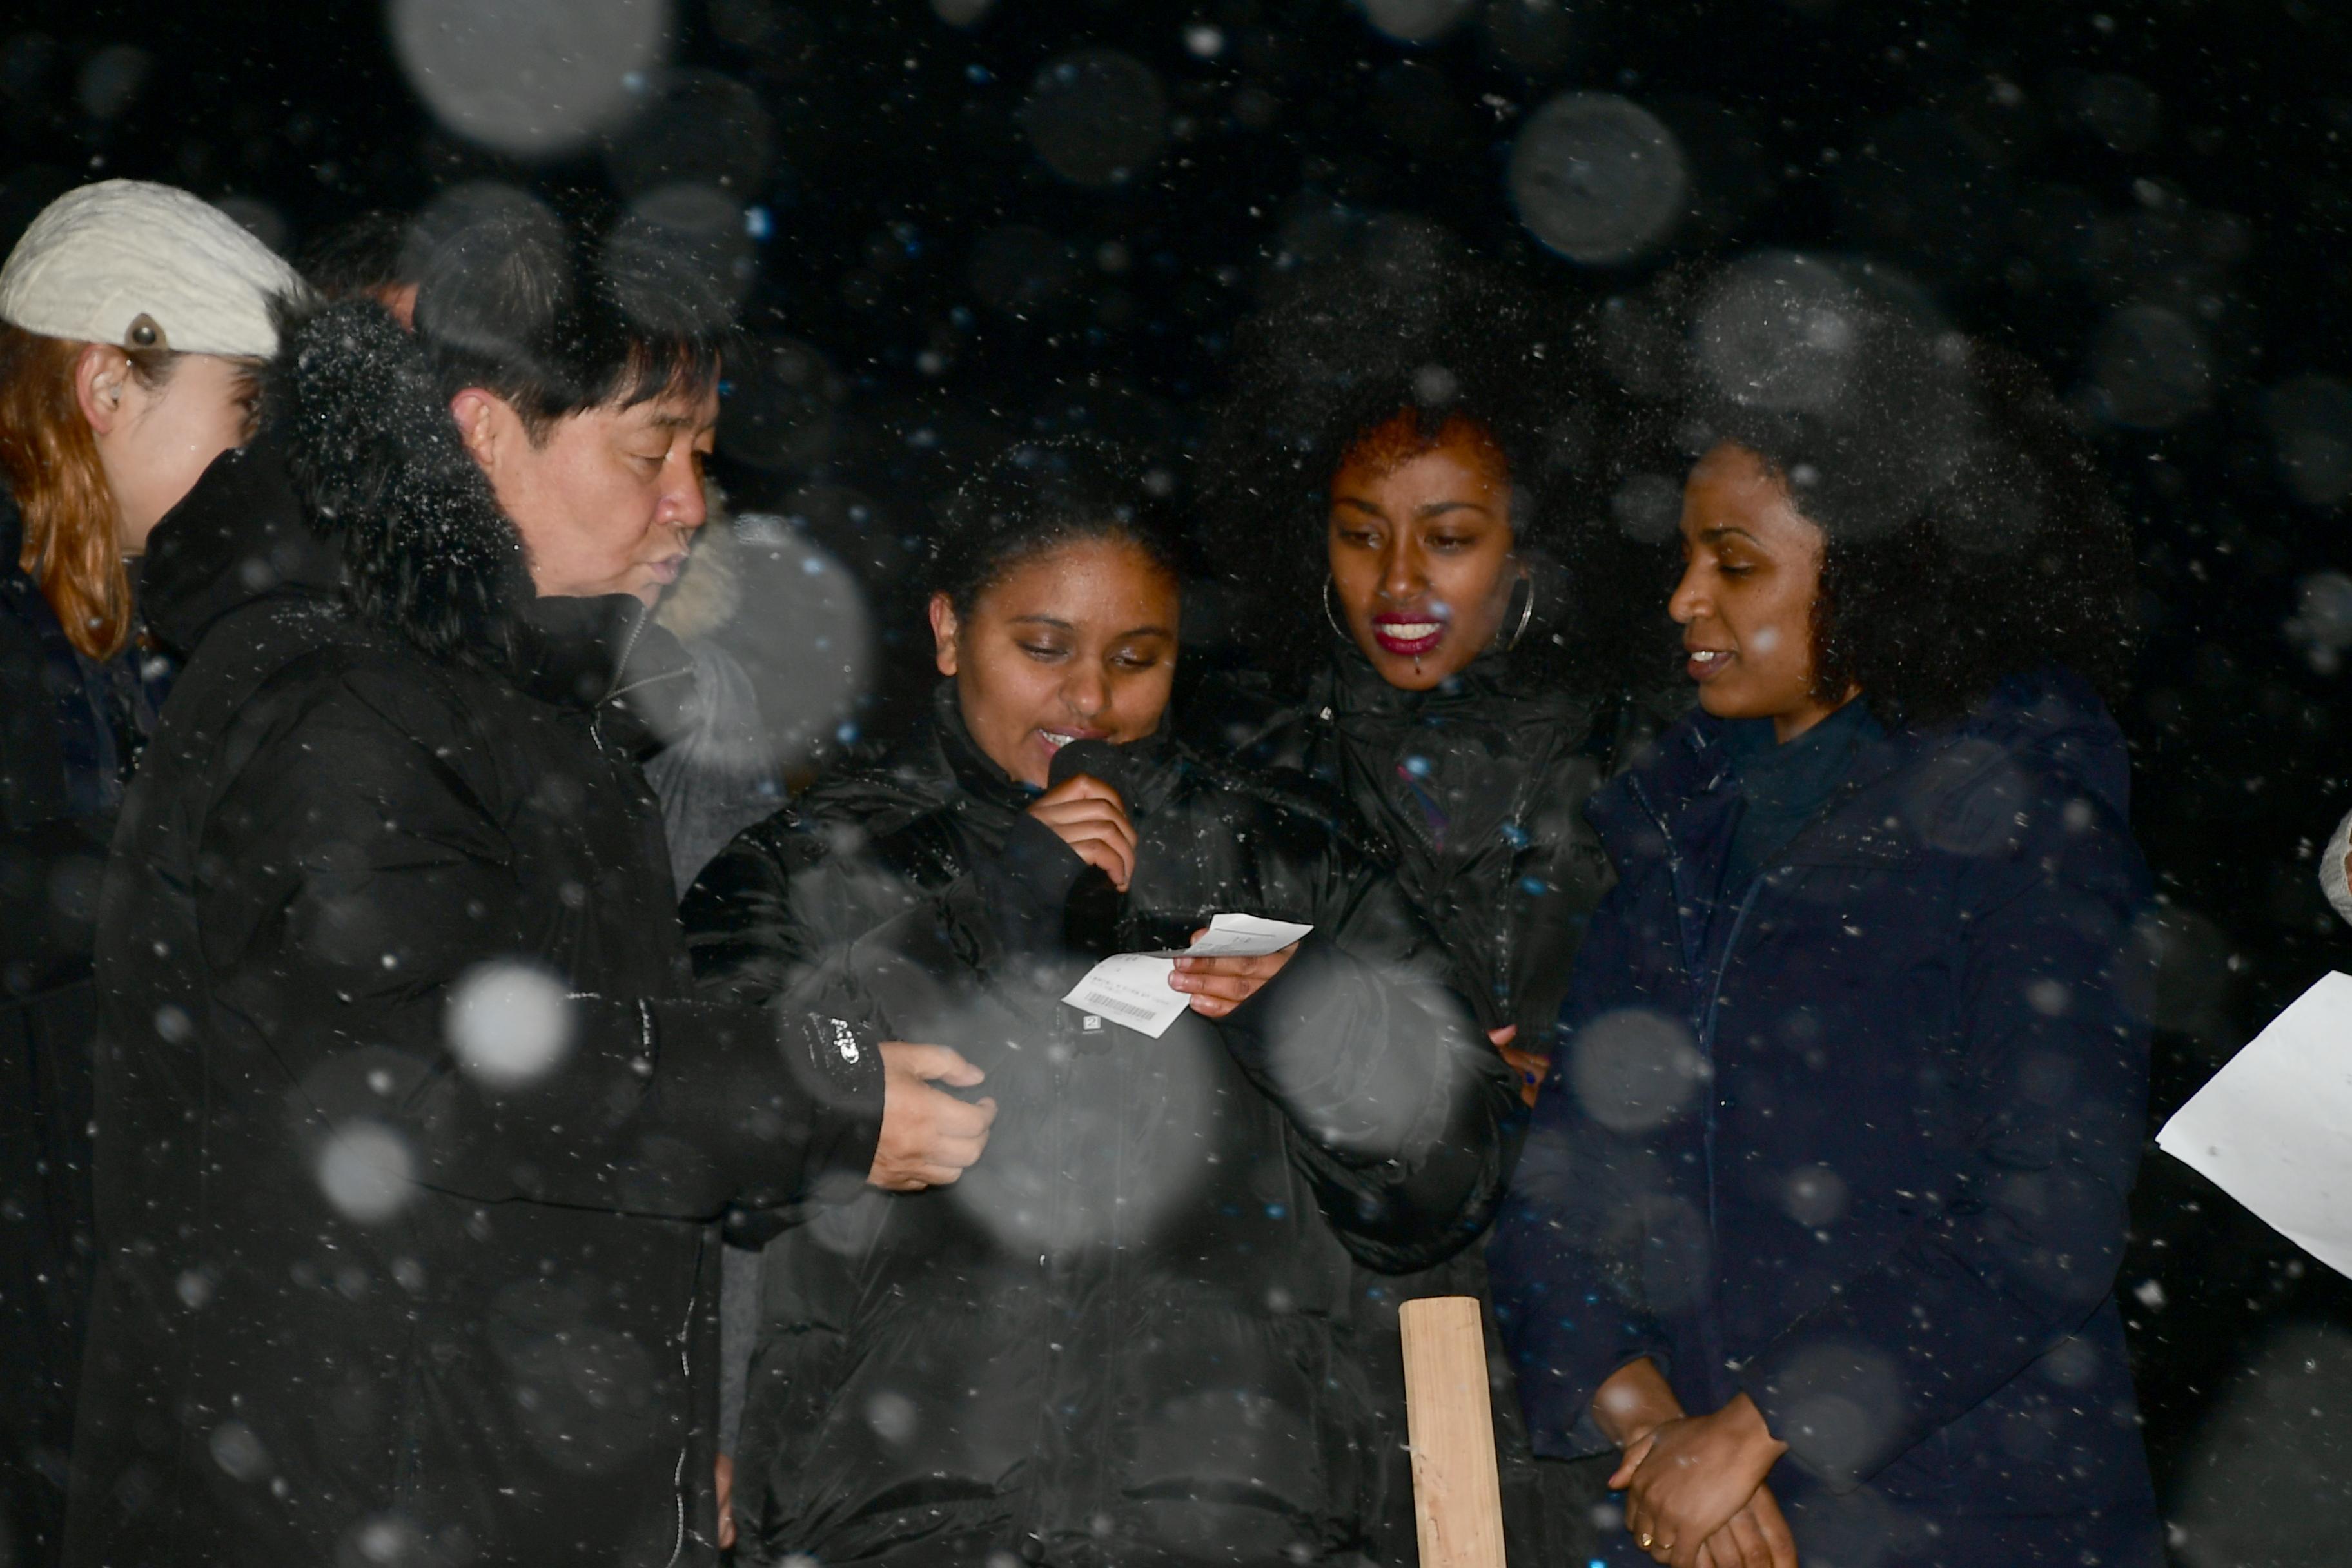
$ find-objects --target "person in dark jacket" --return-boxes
[0,180,309,1565]
[682,441,1523,1566]
[1488,258,2161,1568]
[1193,230,1661,1564]
[64,206,989,1568]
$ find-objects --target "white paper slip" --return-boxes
[2157,970,2352,1280]
[1148,912,1316,959]
[1061,914,1315,1039]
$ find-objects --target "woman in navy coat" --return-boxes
[1489,262,2162,1568]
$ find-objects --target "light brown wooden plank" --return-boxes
[1400,1294,1508,1568]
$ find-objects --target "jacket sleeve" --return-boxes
[1212,830,1525,1277]
[1734,761,2152,1492]
[1485,866,1681,1459]
[207,672,885,1222]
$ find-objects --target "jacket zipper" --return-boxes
[667,1211,706,1568]
[1628,770,1754,1392]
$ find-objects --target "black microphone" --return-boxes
[1046,738,1126,796]
[1046,739,1129,957]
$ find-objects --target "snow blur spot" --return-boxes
[662,515,875,778]
[1184,24,1226,58]
[2134,1278,2167,1309]
[1768,1343,1903,1488]
[970,224,1082,318]
[720,336,841,473]
[2087,303,2212,431]
[317,1120,417,1226]
[1611,476,1681,544]
[1484,0,1584,76]
[607,182,755,329]
[1781,1164,1848,1228]
[2264,375,2352,508]
[1019,48,1168,188]
[1509,92,1688,266]
[864,1390,917,1446]
[446,960,573,1090]
[176,1269,213,1310]
[2171,1322,2352,1567]
[77,44,152,119]
[154,1004,192,1043]
[952,986,1219,1249]
[2286,571,2352,674]
[208,1418,271,1482]
[1358,0,1476,46]
[603,69,774,200]
[1413,363,1460,404]
[2039,1333,2102,1389]
[1569,1008,1707,1135]
[1690,251,1868,415]
[388,0,669,158]
[213,196,289,257]
[2117,905,2232,1040]
[2071,73,2161,155]
[338,1513,431,1567]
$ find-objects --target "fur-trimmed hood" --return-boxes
[143,299,693,727]
[267,298,531,658]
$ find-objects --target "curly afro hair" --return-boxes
[1672,253,2135,726]
[1200,223,1656,692]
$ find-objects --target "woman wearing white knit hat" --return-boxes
[0,179,308,1567]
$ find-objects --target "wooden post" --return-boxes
[1400,1295,1508,1568]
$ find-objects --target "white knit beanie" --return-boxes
[0,179,311,359]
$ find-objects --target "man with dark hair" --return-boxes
[64,202,995,1567]
[297,207,422,326]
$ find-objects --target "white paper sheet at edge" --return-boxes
[2156,969,2352,1280]
[1060,913,1315,1039]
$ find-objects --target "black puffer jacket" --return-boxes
[1197,639,1654,1565]
[1219,647,1619,1055]
[682,687,1523,1567]
[64,303,887,1568]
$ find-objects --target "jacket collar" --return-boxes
[141,430,344,659]
[915,679,1185,821]
[1316,631,1595,739]
[1592,669,2126,872]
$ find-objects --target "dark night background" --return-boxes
[5,0,2350,1555]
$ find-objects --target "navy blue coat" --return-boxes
[1489,672,2162,1567]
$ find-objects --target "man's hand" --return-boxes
[1026,774,1138,890]
[869,1043,996,1191]
[1489,1023,1548,1108]
[1613,1393,1789,1568]
[1170,932,1298,1019]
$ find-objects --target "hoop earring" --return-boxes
[1324,575,1349,643]
[1504,572,1536,652]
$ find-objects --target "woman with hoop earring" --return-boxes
[1193,239,1666,1568]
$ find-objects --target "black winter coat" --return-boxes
[681,689,1524,1567]
[1,487,155,1565]
[64,303,888,1568]
[1490,674,2161,1565]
